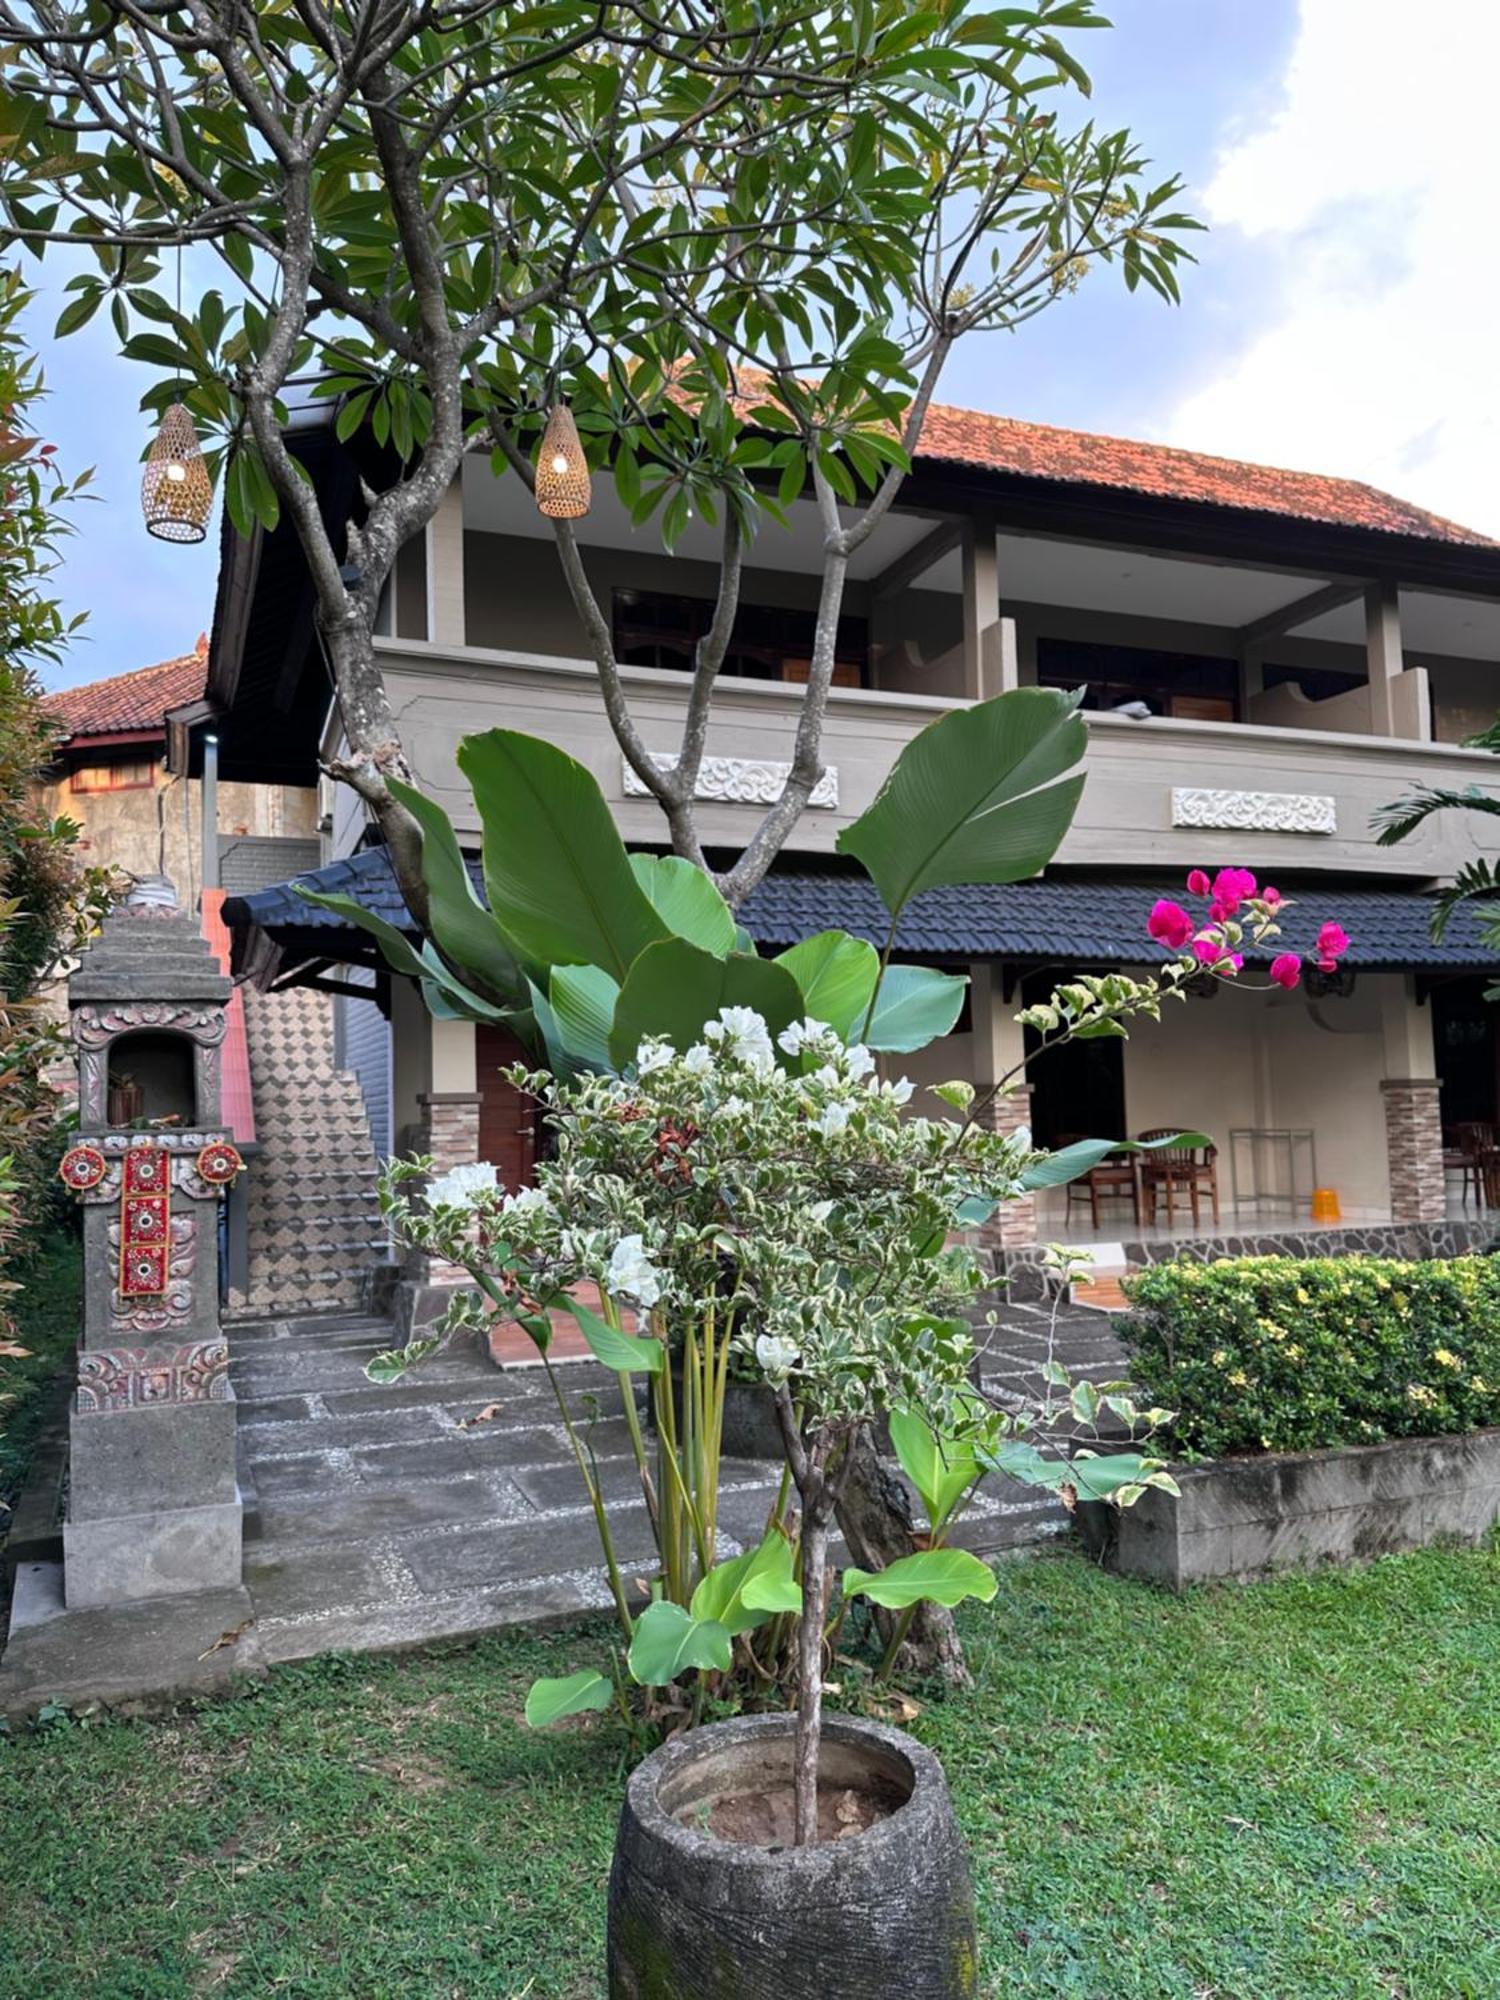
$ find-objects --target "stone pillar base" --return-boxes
[64,1498,242,1607]
[391,1277,474,1339]
[1380,1077,1445,1224]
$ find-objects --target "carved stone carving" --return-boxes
[622,753,839,809]
[73,1000,228,1048]
[1170,788,1337,835]
[76,1335,229,1413]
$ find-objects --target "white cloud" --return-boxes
[1164,0,1500,538]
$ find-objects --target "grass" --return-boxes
[1,1541,1497,1998]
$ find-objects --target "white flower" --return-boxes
[883,1077,915,1107]
[755,1333,801,1385]
[634,1036,674,1075]
[720,1095,748,1118]
[425,1161,497,1211]
[500,1185,552,1221]
[681,1042,715,1076]
[806,1199,835,1224]
[843,1043,876,1081]
[778,1016,831,1057]
[814,1101,851,1138]
[704,1006,776,1075]
[606,1233,663,1309]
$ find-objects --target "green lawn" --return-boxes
[2,1541,1497,1999]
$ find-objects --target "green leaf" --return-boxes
[549,964,619,1071]
[607,939,803,1070]
[627,1600,732,1684]
[629,854,736,957]
[888,1406,980,1534]
[364,1338,439,1384]
[842,1547,998,1610]
[690,1533,802,1636]
[1019,1133,1210,1192]
[864,963,967,1052]
[774,930,879,1040]
[524,1669,614,1728]
[568,1297,663,1372]
[837,688,1086,920]
[457,730,669,980]
[1069,1451,1177,1504]
[386,776,527,1005]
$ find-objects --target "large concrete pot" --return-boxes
[607,1712,978,1999]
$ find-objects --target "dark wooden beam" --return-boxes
[1238,580,1367,648]
[868,518,962,603]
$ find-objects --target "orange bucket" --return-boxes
[1310,1188,1341,1223]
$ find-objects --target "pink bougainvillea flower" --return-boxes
[1186,868,1211,896]
[1317,920,1350,961]
[1192,936,1240,972]
[1269,952,1301,991]
[1210,866,1258,914]
[1147,899,1195,950]
[1262,885,1283,908]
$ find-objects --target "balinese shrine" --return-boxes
[56,879,246,1605]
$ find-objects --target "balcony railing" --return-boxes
[374,638,1500,878]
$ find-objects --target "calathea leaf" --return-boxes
[690,1533,802,1636]
[629,854,736,957]
[836,687,1086,920]
[607,938,803,1070]
[387,774,528,1004]
[842,1547,998,1610]
[524,1669,614,1728]
[627,1600,732,1684]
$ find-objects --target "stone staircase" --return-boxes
[235,985,389,1319]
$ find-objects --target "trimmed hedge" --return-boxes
[1118,1255,1500,1459]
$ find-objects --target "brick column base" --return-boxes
[1380,1077,1446,1223]
[410,1090,483,1289]
[975,1084,1035,1248]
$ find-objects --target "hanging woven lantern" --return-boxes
[142,401,212,544]
[534,403,591,519]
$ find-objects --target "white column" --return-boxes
[962,519,1017,700]
[427,474,467,648]
[1364,580,1403,738]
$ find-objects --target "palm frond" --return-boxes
[1373,784,1500,847]
[1428,860,1500,942]
[1461,713,1500,754]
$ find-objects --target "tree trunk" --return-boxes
[793,1504,830,1846]
[835,1427,970,1689]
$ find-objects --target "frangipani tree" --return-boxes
[0,0,1194,919]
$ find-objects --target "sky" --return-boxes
[28,0,1499,692]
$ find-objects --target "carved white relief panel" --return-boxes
[622,754,839,809]
[1170,788,1337,835]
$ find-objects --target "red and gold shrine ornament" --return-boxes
[195,1140,244,1187]
[58,1143,108,1192]
[119,1143,171,1296]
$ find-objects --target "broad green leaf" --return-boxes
[627,1600,732,1684]
[524,1669,613,1728]
[836,688,1086,918]
[607,939,803,1070]
[864,963,967,1052]
[842,1547,998,1610]
[1019,1133,1210,1192]
[630,854,736,957]
[457,730,669,980]
[568,1298,663,1373]
[549,964,618,1070]
[888,1406,980,1534]
[1069,1452,1178,1504]
[775,930,879,1039]
[387,776,528,1004]
[690,1533,802,1636]
[294,889,507,1021]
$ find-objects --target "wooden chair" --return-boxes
[1137,1129,1220,1229]
[1057,1133,1143,1231]
[1448,1122,1495,1208]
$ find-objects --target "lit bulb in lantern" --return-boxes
[165,462,188,484]
[551,452,570,475]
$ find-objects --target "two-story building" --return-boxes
[210,398,1500,1258]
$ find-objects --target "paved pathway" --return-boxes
[234,1299,1115,1667]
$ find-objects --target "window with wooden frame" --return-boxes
[69,757,159,794]
[613,588,867,686]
